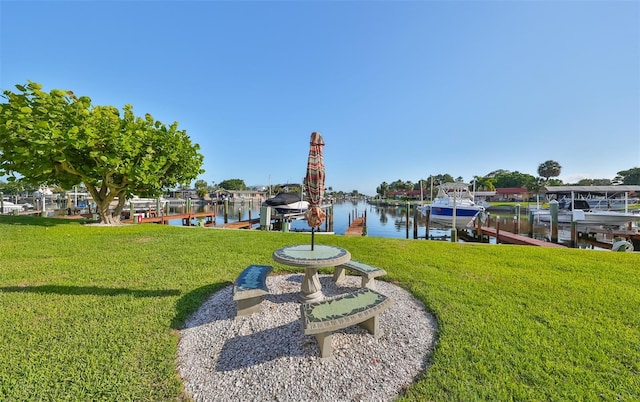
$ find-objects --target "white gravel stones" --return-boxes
[177,274,437,402]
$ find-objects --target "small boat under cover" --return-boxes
[531,199,639,228]
[264,192,309,214]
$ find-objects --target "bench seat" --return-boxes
[233,265,272,317]
[333,260,387,290]
[300,288,392,359]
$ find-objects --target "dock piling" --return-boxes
[550,200,558,243]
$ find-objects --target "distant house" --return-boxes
[211,190,267,201]
[491,187,531,202]
[230,190,267,200]
[167,188,198,199]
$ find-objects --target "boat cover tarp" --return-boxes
[265,192,304,206]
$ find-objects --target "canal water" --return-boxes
[290,201,449,239]
[178,200,472,240]
[176,200,624,248]
[163,199,629,249]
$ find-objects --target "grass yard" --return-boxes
[0,215,638,400]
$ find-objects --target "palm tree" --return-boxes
[472,175,495,191]
[537,160,562,181]
[376,182,389,198]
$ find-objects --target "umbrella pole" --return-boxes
[311,227,315,250]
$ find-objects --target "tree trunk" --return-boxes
[93,198,121,224]
[112,196,127,220]
[100,208,120,224]
[85,184,122,225]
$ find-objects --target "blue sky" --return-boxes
[1,0,638,195]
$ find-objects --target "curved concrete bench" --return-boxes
[333,260,387,290]
[233,265,272,317]
[300,288,393,359]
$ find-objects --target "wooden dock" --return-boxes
[474,226,566,248]
[345,217,365,236]
[575,228,640,250]
[220,218,260,229]
[474,224,639,250]
[124,211,216,226]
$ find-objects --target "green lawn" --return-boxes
[0,215,638,400]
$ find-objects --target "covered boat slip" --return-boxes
[543,185,640,211]
[544,185,640,193]
[532,186,640,229]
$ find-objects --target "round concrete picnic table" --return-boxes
[272,244,351,302]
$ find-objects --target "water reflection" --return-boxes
[167,200,627,246]
[167,200,457,240]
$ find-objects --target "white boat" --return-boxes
[272,201,309,214]
[532,199,639,228]
[1,200,25,214]
[423,182,484,229]
[264,192,308,214]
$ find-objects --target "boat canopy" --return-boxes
[544,185,640,193]
[439,182,472,190]
[438,182,474,199]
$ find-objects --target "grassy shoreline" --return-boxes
[0,215,638,400]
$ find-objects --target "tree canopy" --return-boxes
[576,178,612,186]
[194,179,209,199]
[471,175,495,191]
[218,179,248,191]
[0,180,36,195]
[371,162,639,197]
[376,174,457,199]
[537,160,562,181]
[0,82,204,224]
[616,167,640,185]
[492,171,538,190]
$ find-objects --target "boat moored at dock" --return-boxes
[263,192,308,214]
[533,185,640,229]
[422,182,484,229]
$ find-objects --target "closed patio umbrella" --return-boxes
[304,132,326,250]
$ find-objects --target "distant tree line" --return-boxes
[374,161,640,198]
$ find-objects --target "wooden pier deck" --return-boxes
[220,218,260,229]
[471,226,566,248]
[123,211,216,225]
[345,217,365,236]
[575,228,640,250]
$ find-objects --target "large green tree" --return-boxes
[428,173,455,186]
[470,175,495,191]
[388,179,414,191]
[616,167,640,185]
[537,160,562,181]
[0,82,204,224]
[218,178,247,191]
[492,170,538,189]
